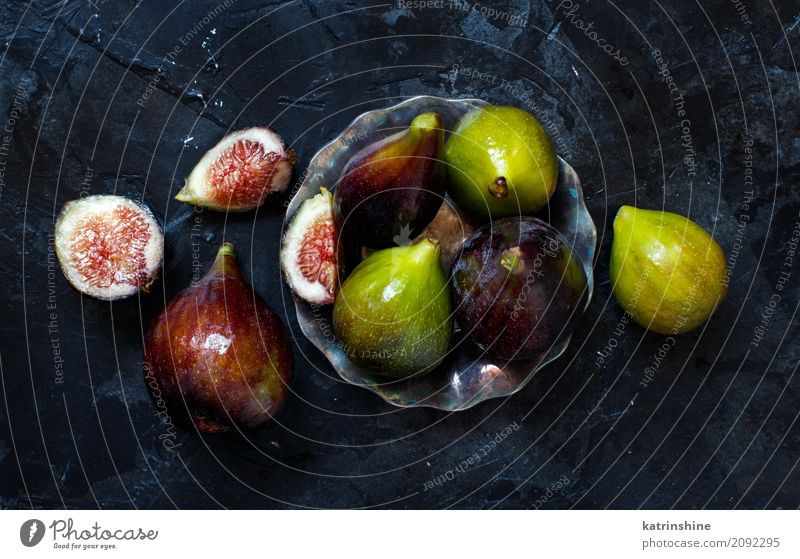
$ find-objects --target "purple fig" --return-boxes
[451,217,587,361]
[144,243,292,433]
[334,112,445,249]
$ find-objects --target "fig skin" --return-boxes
[610,206,727,334]
[144,243,292,433]
[444,106,558,223]
[451,217,587,361]
[333,238,452,377]
[334,112,446,249]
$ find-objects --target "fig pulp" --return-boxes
[333,238,452,377]
[334,112,445,249]
[55,194,164,300]
[610,206,727,334]
[144,243,292,433]
[176,127,296,212]
[281,188,338,305]
[444,106,558,223]
[451,217,587,360]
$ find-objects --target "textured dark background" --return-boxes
[1,0,798,509]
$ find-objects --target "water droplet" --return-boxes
[185,88,207,108]
[204,60,220,76]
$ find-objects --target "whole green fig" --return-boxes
[610,206,727,334]
[333,238,452,377]
[444,105,558,222]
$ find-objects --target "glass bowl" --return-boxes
[282,95,596,411]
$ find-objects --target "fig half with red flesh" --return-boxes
[176,127,296,212]
[55,194,164,300]
[280,188,338,305]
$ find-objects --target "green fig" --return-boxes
[333,238,452,377]
[444,105,558,222]
[610,206,727,335]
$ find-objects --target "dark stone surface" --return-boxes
[0,0,798,509]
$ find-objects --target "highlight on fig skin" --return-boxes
[281,188,338,305]
[54,194,164,301]
[176,127,296,212]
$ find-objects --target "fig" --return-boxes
[176,127,296,212]
[451,217,587,360]
[444,106,558,222]
[144,243,292,433]
[610,206,727,334]
[55,194,164,300]
[281,188,338,305]
[334,112,446,249]
[333,238,452,377]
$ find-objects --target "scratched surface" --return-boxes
[0,0,798,509]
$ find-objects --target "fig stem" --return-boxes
[489,177,509,198]
[174,186,193,203]
[218,242,236,258]
[408,237,441,263]
[500,247,524,274]
[211,242,239,277]
[409,112,442,132]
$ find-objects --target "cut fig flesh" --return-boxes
[55,195,164,300]
[281,189,337,305]
[176,127,295,212]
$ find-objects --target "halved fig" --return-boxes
[55,195,164,300]
[281,188,338,305]
[176,127,296,212]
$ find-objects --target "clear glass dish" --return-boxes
[282,95,596,411]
